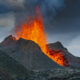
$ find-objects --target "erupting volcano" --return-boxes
[14,7,69,66]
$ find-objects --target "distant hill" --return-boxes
[48,41,80,69]
[48,41,68,51]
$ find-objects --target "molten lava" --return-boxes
[14,7,69,66]
[15,7,47,54]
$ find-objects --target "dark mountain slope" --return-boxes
[0,50,29,79]
[0,35,61,70]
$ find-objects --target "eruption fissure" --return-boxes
[14,7,69,66]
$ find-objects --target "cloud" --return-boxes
[7,0,25,10]
[48,0,80,34]
[40,0,65,15]
[0,12,15,42]
[67,36,80,57]
[0,13,14,27]
[0,0,25,13]
[47,33,80,57]
[47,32,79,44]
[0,0,66,26]
[0,0,65,14]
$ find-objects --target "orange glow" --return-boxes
[48,49,69,66]
[15,7,47,54]
[14,7,69,66]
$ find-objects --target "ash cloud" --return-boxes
[14,0,65,25]
[49,0,80,34]
[0,0,66,26]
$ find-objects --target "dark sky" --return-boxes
[0,0,80,56]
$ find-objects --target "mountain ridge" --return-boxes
[0,35,80,70]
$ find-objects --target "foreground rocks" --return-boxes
[14,68,80,80]
[0,46,80,80]
[0,68,80,80]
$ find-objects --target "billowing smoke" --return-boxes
[24,0,65,15]
[14,0,65,28]
[0,0,66,26]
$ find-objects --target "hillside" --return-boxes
[0,35,61,70]
[48,41,80,68]
[0,50,29,79]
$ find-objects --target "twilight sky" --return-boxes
[0,0,80,57]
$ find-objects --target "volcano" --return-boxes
[0,35,80,70]
[13,7,69,67]
[0,7,80,70]
[0,35,61,70]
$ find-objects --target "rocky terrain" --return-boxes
[0,50,29,80]
[0,35,80,80]
[1,67,80,80]
[27,68,80,80]
[0,50,80,80]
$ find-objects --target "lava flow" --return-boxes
[14,7,69,66]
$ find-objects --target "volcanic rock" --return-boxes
[0,35,61,70]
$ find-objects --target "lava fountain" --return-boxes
[14,7,47,55]
[14,7,69,66]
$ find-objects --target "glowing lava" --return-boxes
[15,7,47,54]
[14,7,69,66]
